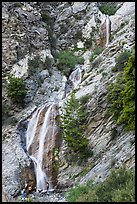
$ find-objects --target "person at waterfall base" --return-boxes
[46,182,49,191]
[28,186,33,194]
[21,189,26,201]
[20,183,28,201]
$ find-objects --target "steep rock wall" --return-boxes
[2,2,135,201]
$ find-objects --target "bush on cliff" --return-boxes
[57,51,84,77]
[7,75,26,105]
[115,51,131,72]
[117,49,135,131]
[106,73,125,121]
[98,2,118,16]
[106,49,135,131]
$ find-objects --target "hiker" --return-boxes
[21,189,26,202]
[46,182,49,191]
[28,186,33,194]
[46,182,50,195]
[20,183,28,201]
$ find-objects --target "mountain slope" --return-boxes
[2,2,135,202]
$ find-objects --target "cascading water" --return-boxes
[105,15,111,47]
[69,65,82,89]
[63,65,83,99]
[25,65,83,192]
[26,103,58,192]
[26,107,42,152]
[30,155,47,191]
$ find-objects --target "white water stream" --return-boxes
[26,104,54,191]
[105,15,110,47]
[69,66,82,89]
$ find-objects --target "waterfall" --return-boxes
[69,65,82,89]
[24,66,83,192]
[26,107,42,152]
[26,103,57,192]
[30,155,47,191]
[105,15,110,47]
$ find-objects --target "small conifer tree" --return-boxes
[60,92,91,160]
[106,49,135,131]
[117,50,135,130]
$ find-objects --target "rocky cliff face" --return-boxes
[2,2,135,202]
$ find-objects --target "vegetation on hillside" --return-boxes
[66,167,135,202]
[106,49,135,131]
[112,51,131,72]
[57,51,84,77]
[59,92,92,162]
[7,75,26,105]
[117,49,135,130]
[98,2,118,15]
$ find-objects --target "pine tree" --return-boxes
[106,48,135,131]
[60,92,90,156]
[118,49,135,130]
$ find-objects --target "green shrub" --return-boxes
[106,73,125,120]
[57,51,84,77]
[115,51,131,71]
[7,76,26,105]
[90,47,104,63]
[17,195,33,202]
[102,72,108,77]
[73,47,88,53]
[106,49,135,131]
[41,10,53,25]
[66,167,135,202]
[110,158,116,167]
[111,66,118,72]
[66,180,93,202]
[74,14,82,20]
[74,30,83,41]
[99,2,118,15]
[110,34,114,42]
[117,50,135,131]
[59,92,91,161]
[26,196,33,202]
[53,147,60,174]
[79,94,91,105]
